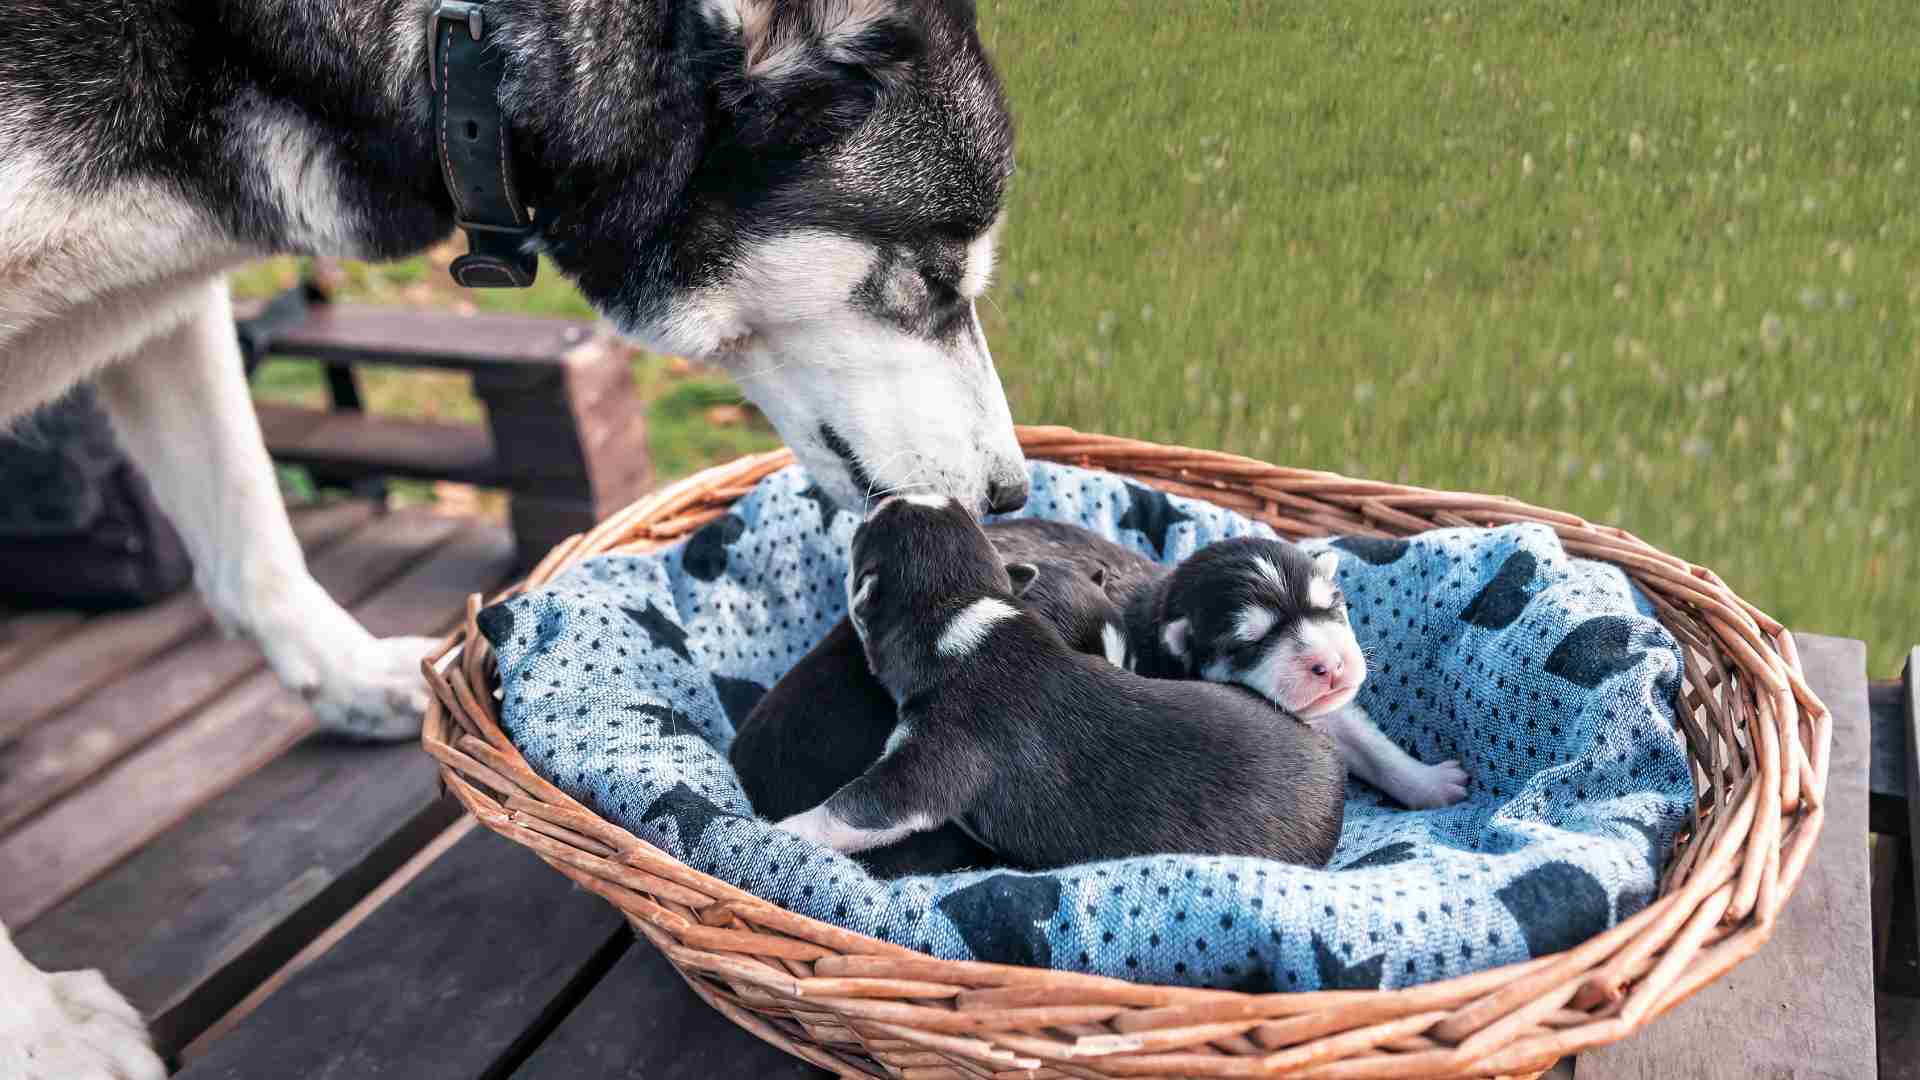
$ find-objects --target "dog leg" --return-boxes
[93,278,437,739]
[777,732,984,854]
[1313,702,1469,810]
[0,922,164,1080]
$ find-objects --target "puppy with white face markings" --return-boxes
[1126,537,1471,810]
[777,495,1346,869]
[730,520,1151,876]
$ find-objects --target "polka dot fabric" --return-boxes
[478,462,1694,991]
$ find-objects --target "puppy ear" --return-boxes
[707,0,923,145]
[1088,565,1108,588]
[1311,550,1341,580]
[1005,562,1039,597]
[1160,617,1191,665]
[850,571,880,622]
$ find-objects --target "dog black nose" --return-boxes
[985,475,1029,514]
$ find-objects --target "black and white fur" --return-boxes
[3,1,1020,1071]
[1127,537,1471,811]
[731,521,1146,875]
[776,495,1346,869]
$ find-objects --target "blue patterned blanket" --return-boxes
[478,462,1693,991]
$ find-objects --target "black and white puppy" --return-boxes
[731,520,1152,875]
[775,495,1346,869]
[1127,537,1470,810]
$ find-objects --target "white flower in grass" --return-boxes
[1759,313,1786,354]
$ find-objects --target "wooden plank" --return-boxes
[176,827,626,1080]
[1904,649,1919,931]
[513,936,831,1080]
[1871,675,1908,834]
[0,611,85,676]
[233,299,595,371]
[0,520,511,927]
[0,500,373,746]
[1898,648,1920,997]
[259,404,503,487]
[1879,992,1920,1080]
[16,522,509,1057]
[177,818,480,1061]
[0,509,464,836]
[17,747,462,1061]
[1575,633,1876,1080]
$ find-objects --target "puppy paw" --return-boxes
[310,634,440,741]
[776,806,838,848]
[0,957,164,1080]
[1394,759,1471,810]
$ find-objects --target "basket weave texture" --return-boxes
[421,426,1830,1080]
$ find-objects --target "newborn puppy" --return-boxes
[731,521,1150,876]
[1126,537,1470,809]
[775,495,1345,869]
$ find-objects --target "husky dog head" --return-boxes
[504,0,1024,514]
[1154,538,1366,718]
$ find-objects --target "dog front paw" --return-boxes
[1393,759,1471,810]
[310,634,440,741]
[0,951,164,1080]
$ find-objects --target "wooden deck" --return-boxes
[0,503,1911,1077]
[0,500,819,1077]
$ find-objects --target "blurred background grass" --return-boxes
[236,0,1917,673]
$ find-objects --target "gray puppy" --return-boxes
[776,494,1346,869]
[1126,537,1469,810]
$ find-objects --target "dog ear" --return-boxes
[1160,617,1191,667]
[1005,562,1039,597]
[706,0,924,146]
[1088,565,1108,588]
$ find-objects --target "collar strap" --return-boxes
[426,0,538,288]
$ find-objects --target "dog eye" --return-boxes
[922,272,964,310]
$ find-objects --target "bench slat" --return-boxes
[175,827,625,1079]
[1574,633,1877,1079]
[0,611,85,677]
[236,299,594,371]
[258,404,504,487]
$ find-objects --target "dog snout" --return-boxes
[1309,654,1347,685]
[985,472,1030,515]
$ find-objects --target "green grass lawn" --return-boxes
[240,1,1917,673]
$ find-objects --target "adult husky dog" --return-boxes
[1,0,1019,1072]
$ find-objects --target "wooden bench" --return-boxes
[235,285,653,568]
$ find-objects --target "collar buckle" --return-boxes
[426,0,486,90]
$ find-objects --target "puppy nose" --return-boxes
[985,474,1030,514]
[1311,656,1345,682]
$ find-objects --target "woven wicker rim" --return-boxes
[421,426,1829,1080]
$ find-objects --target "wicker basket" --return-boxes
[420,426,1829,1080]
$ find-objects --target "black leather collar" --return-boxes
[426,0,538,288]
